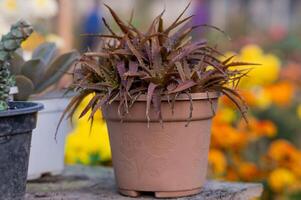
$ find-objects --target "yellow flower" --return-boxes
[253,88,272,109]
[229,44,281,88]
[21,31,46,51]
[0,0,18,13]
[65,94,112,165]
[208,149,227,176]
[268,168,296,192]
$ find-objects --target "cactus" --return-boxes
[0,21,33,111]
[9,42,80,100]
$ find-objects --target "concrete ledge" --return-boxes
[26,165,263,200]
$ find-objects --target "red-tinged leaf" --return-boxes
[89,94,110,120]
[183,60,191,79]
[129,8,134,24]
[164,15,194,35]
[222,55,236,65]
[165,2,191,35]
[152,89,162,123]
[168,42,206,69]
[124,35,151,74]
[112,49,132,56]
[168,80,196,94]
[116,62,126,87]
[104,4,134,37]
[195,24,231,41]
[79,94,100,118]
[126,61,138,91]
[175,62,186,81]
[158,17,164,45]
[56,91,91,139]
[146,83,157,123]
[123,71,145,78]
[146,9,165,36]
[225,62,260,68]
[222,88,248,123]
[151,36,162,73]
[102,17,117,36]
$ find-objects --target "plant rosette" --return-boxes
[60,4,254,198]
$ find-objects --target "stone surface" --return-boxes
[26,165,263,200]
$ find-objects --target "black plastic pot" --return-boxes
[0,102,43,200]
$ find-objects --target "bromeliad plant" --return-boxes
[9,42,79,101]
[0,21,33,111]
[62,4,256,124]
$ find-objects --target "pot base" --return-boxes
[119,187,202,198]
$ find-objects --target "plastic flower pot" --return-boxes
[0,102,43,200]
[102,92,218,198]
[27,96,71,180]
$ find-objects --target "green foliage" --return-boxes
[60,4,256,127]
[0,21,33,111]
[9,42,80,100]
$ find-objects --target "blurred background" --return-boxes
[1,0,301,199]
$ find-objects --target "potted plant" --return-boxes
[8,42,79,180]
[60,5,253,198]
[0,21,43,200]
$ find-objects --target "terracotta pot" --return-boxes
[102,92,219,198]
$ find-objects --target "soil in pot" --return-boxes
[102,92,218,198]
[0,102,43,200]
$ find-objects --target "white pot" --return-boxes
[27,97,71,180]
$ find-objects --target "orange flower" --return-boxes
[239,90,257,107]
[238,118,277,140]
[238,162,261,181]
[249,119,277,138]
[264,81,295,107]
[267,140,301,168]
[256,120,277,137]
[225,167,239,181]
[211,124,248,150]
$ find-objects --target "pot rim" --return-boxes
[131,92,220,102]
[0,101,44,117]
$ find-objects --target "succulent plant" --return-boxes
[9,42,80,100]
[0,21,33,111]
[60,4,257,129]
